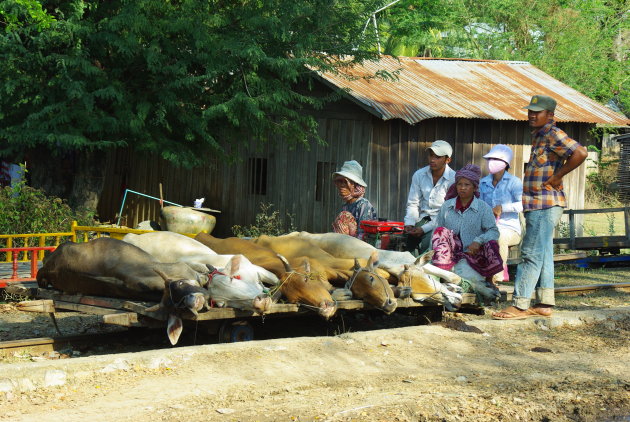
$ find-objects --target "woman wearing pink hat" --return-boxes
[480,144,523,284]
[331,160,377,238]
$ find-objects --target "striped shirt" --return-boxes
[523,122,580,211]
[435,196,499,249]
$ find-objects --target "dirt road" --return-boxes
[0,307,628,422]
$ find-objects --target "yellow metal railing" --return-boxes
[70,221,157,242]
[1,221,197,263]
[0,230,73,262]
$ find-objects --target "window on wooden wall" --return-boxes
[248,157,268,195]
[316,161,336,202]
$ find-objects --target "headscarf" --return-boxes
[334,176,366,203]
[444,164,481,200]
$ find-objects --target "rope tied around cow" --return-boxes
[267,270,336,314]
[207,268,241,283]
[345,267,392,310]
[458,278,485,305]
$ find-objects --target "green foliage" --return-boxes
[380,0,629,114]
[0,166,96,236]
[0,0,382,167]
[0,0,55,32]
[585,146,620,207]
[232,203,296,238]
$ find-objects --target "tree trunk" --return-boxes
[28,148,108,214]
[68,150,107,211]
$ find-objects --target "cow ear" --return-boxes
[167,314,183,345]
[302,258,311,273]
[353,258,361,270]
[415,250,434,267]
[367,250,379,269]
[227,255,242,276]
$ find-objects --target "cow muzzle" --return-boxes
[183,293,207,316]
[382,298,397,315]
[318,300,337,320]
[252,294,272,314]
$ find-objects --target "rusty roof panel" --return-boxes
[316,57,629,126]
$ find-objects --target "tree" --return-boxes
[0,0,382,210]
[379,0,629,114]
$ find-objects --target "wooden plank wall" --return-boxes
[97,104,372,236]
[97,112,592,237]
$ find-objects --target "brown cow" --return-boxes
[253,234,393,282]
[274,256,337,319]
[345,252,398,314]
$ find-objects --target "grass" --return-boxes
[554,266,629,310]
[579,210,626,237]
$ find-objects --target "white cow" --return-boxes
[284,231,376,259]
[206,255,272,313]
[122,232,279,285]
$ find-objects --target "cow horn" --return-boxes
[277,254,293,272]
[153,268,170,282]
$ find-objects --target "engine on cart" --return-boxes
[360,220,406,251]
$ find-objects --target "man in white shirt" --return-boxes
[404,140,456,255]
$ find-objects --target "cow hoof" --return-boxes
[331,288,353,301]
[394,286,412,299]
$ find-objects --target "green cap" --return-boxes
[523,95,557,112]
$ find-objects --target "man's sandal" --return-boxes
[492,307,538,320]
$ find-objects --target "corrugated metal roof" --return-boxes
[316,56,629,126]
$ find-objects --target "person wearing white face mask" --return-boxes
[479,144,523,284]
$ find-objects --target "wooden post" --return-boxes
[624,206,630,243]
[159,183,164,209]
[568,209,576,250]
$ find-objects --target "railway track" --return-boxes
[0,330,162,358]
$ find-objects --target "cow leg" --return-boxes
[392,286,412,299]
[422,263,462,284]
[331,288,353,301]
[49,313,62,335]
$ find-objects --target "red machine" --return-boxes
[359,220,404,234]
[360,220,405,250]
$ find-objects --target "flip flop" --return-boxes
[491,308,537,320]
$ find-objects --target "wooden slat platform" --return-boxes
[6,284,486,327]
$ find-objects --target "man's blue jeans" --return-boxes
[513,206,563,310]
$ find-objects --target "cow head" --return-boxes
[398,250,441,300]
[347,251,397,314]
[147,269,210,345]
[276,255,337,320]
[206,255,272,315]
[398,250,463,310]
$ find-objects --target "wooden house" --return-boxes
[97,57,630,236]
